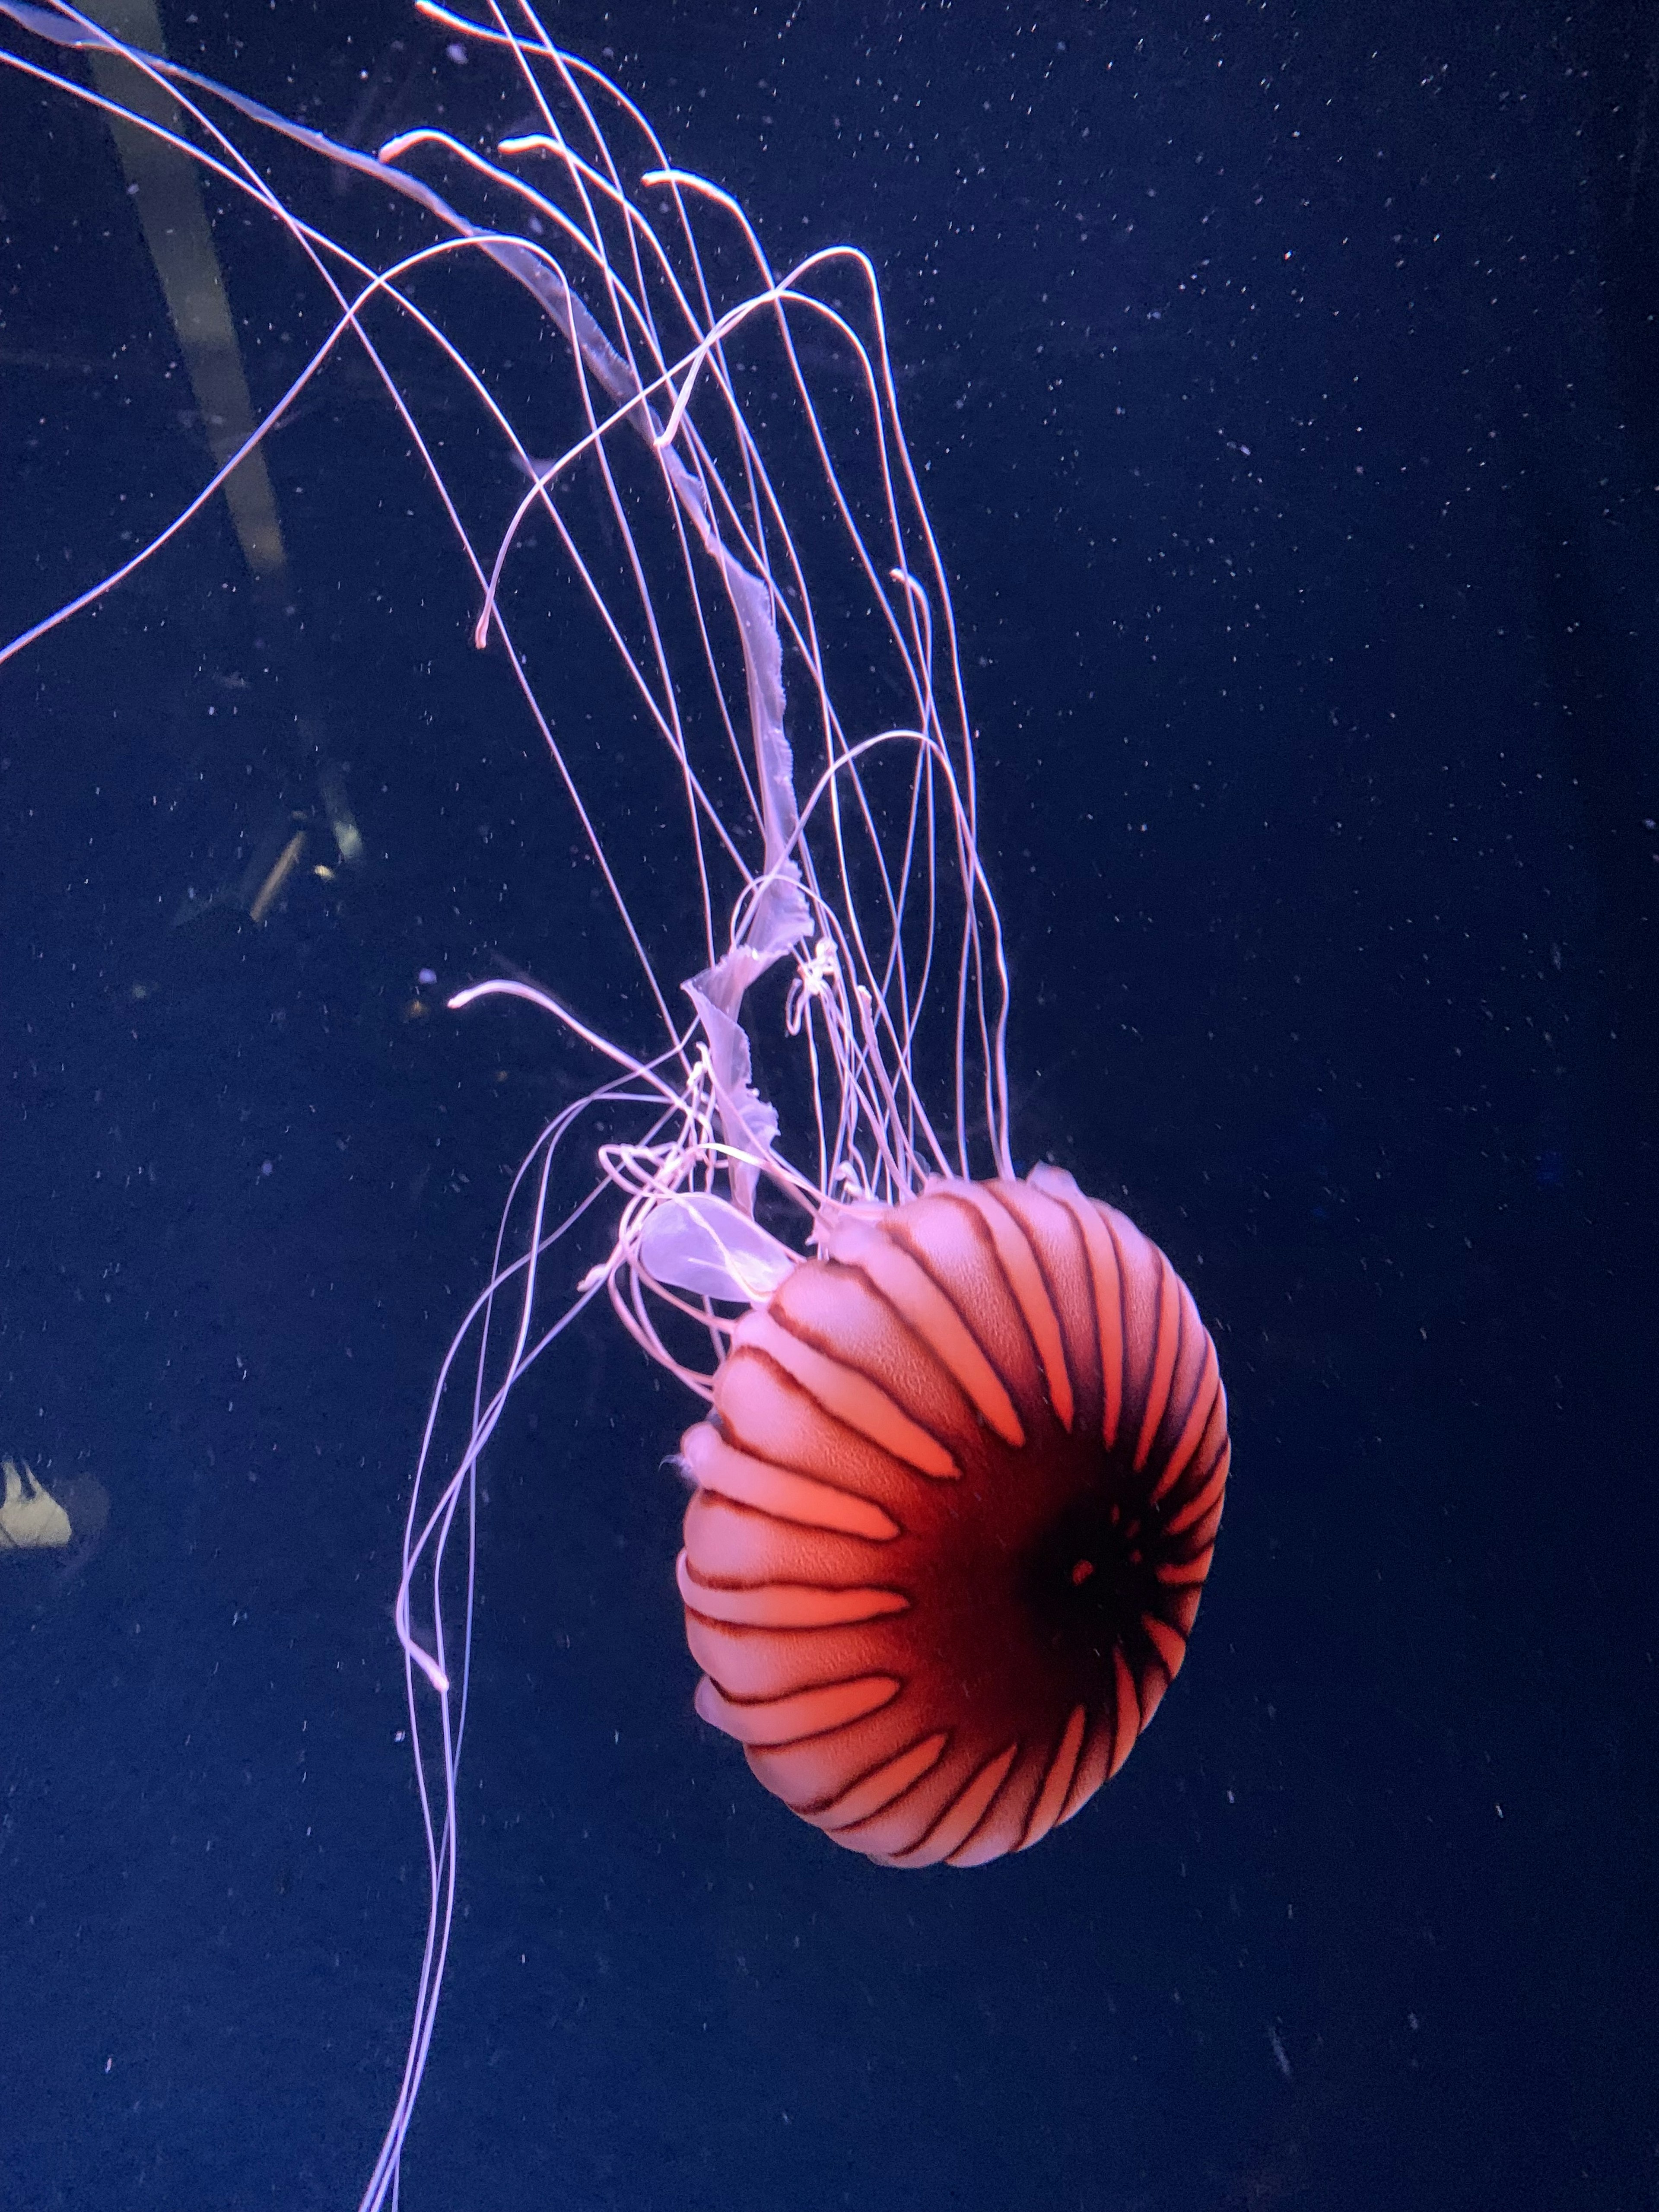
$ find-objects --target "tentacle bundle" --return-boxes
[677,1164,1230,1866]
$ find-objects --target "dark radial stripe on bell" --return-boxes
[677,1166,1230,1867]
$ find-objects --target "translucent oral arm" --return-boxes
[635,1191,797,1306]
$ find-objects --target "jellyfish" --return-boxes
[0,1,1229,2199]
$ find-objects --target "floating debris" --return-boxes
[0,1458,72,1553]
[248,826,307,925]
[0,1458,110,1568]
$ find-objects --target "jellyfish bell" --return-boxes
[0,0,1230,2191]
[674,1168,1228,1867]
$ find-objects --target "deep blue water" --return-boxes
[2,3,1656,2208]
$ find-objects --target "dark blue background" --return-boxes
[2,3,1655,2207]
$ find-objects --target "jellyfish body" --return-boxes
[679,1166,1229,1865]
